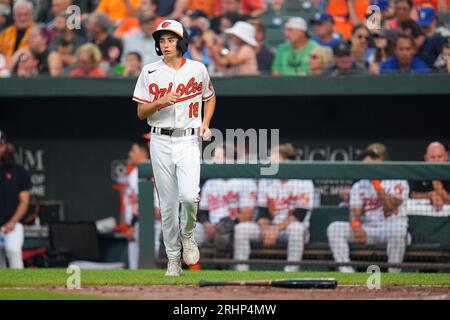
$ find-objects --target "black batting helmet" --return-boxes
[152,20,189,56]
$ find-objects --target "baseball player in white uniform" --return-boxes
[132,20,216,276]
[327,150,409,273]
[197,178,257,245]
[234,178,314,272]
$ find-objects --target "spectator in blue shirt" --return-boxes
[380,35,429,73]
[184,25,212,67]
[310,13,342,49]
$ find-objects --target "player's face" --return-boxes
[159,33,180,57]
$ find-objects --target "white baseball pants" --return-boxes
[0,223,24,269]
[234,221,306,272]
[327,216,408,273]
[150,134,201,262]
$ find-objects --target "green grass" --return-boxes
[0,269,449,287]
[0,289,109,300]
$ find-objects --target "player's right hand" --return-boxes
[160,92,180,106]
[353,227,367,244]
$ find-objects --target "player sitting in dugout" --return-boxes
[234,143,315,272]
[327,149,410,273]
[196,145,257,260]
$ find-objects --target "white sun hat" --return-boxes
[224,21,258,47]
[285,16,308,31]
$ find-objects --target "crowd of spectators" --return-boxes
[0,0,449,78]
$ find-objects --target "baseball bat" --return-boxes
[199,278,337,289]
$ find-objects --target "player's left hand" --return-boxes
[200,125,212,141]
[2,221,16,234]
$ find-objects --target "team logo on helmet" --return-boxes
[162,21,171,28]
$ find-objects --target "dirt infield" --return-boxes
[51,285,450,300]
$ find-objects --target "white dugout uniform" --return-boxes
[234,179,314,272]
[132,54,215,262]
[327,180,409,273]
[196,179,257,244]
[124,167,161,269]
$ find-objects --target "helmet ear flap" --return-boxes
[154,35,163,56]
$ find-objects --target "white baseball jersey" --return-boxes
[257,179,314,225]
[350,180,409,225]
[199,179,257,225]
[132,58,215,129]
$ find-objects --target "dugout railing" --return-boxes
[137,161,450,271]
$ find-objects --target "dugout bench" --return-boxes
[138,161,450,271]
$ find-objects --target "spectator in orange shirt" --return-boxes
[0,0,34,64]
[69,43,107,77]
[187,0,216,17]
[96,0,141,25]
[326,0,369,40]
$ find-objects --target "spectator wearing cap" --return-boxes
[367,29,398,74]
[308,45,334,75]
[0,130,32,269]
[249,20,274,75]
[209,20,259,76]
[380,35,429,73]
[96,0,141,25]
[311,13,343,48]
[0,0,35,64]
[86,12,123,69]
[400,18,447,68]
[272,17,319,76]
[184,25,212,66]
[410,141,450,212]
[350,24,373,67]
[323,41,368,75]
[326,0,369,40]
[69,43,107,77]
[122,12,159,65]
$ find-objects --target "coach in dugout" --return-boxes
[0,130,31,269]
[410,142,450,211]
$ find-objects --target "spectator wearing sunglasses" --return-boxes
[350,24,373,67]
[323,41,368,75]
[310,13,343,49]
[272,17,319,76]
[308,45,334,76]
